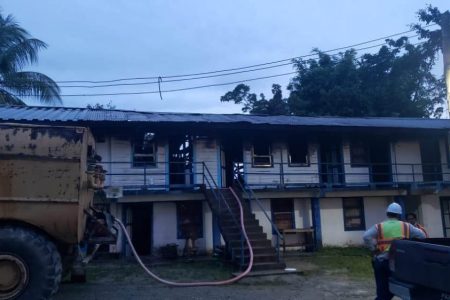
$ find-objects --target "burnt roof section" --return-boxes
[0,105,450,130]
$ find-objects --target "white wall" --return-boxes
[420,194,445,238]
[152,201,212,254]
[320,197,388,246]
[342,141,370,185]
[244,141,282,187]
[391,140,423,183]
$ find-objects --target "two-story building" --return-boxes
[1,105,450,266]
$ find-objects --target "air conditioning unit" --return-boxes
[105,186,123,199]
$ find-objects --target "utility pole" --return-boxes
[441,11,450,116]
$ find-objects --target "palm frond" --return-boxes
[0,88,26,105]
[0,38,47,73]
[0,14,29,51]
[2,71,61,104]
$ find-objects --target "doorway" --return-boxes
[131,203,153,255]
[420,140,442,182]
[169,136,193,187]
[320,139,344,186]
[222,138,243,187]
[369,139,391,184]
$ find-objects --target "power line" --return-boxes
[46,35,420,89]
[54,24,436,84]
[18,41,424,98]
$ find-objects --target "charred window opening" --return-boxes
[350,141,369,167]
[133,133,156,168]
[288,140,309,166]
[169,135,193,186]
[177,201,203,239]
[342,197,365,231]
[252,140,272,167]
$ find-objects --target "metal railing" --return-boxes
[201,162,246,267]
[99,160,450,191]
[233,178,283,262]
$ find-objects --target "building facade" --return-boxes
[1,106,450,258]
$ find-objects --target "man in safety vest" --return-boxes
[363,202,425,300]
[406,212,429,238]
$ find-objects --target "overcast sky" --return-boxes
[2,0,449,113]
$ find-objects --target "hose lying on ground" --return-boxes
[113,187,254,286]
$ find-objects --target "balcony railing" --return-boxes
[99,161,450,191]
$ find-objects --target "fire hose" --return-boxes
[113,187,254,286]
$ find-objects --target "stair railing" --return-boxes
[234,178,283,263]
[202,163,246,267]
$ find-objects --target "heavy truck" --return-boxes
[0,123,110,300]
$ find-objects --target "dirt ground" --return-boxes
[54,255,380,300]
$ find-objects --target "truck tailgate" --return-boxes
[390,239,450,293]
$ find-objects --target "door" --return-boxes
[131,203,153,255]
[222,137,243,187]
[441,197,450,237]
[369,139,391,184]
[320,139,344,185]
[420,140,442,182]
[169,136,193,187]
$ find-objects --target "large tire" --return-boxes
[0,226,62,300]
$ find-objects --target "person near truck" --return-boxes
[363,202,426,300]
[406,212,429,238]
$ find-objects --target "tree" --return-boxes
[221,6,447,118]
[0,12,60,105]
[86,101,116,110]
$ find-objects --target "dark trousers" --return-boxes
[372,258,393,300]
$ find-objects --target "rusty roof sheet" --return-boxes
[0,105,450,130]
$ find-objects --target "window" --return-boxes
[177,201,203,239]
[342,197,365,231]
[271,199,294,232]
[288,140,309,166]
[252,141,272,167]
[350,141,369,167]
[132,140,156,167]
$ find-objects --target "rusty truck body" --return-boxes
[0,123,105,300]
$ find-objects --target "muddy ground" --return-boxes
[54,255,384,300]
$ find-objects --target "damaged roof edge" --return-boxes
[0,105,450,130]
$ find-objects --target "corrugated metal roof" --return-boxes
[0,105,450,130]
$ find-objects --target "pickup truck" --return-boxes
[389,238,450,300]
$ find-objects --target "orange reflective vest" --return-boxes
[375,220,410,253]
[416,223,428,238]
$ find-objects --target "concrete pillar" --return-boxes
[311,197,322,248]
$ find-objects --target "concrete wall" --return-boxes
[320,197,388,246]
[152,201,213,254]
[420,194,445,237]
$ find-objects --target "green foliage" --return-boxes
[86,101,116,110]
[221,6,447,118]
[0,12,60,105]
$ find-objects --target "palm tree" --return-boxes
[0,12,60,105]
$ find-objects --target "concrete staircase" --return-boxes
[204,188,285,272]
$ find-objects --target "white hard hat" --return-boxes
[386,202,402,215]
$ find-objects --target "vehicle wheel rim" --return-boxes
[0,254,28,299]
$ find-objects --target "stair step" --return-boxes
[225,232,267,240]
[232,247,276,256]
[229,239,271,248]
[221,225,263,234]
[249,262,287,272]
[221,218,259,227]
[235,253,278,263]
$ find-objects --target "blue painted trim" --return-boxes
[192,141,197,185]
[217,141,222,187]
[394,196,406,221]
[212,213,221,248]
[165,142,170,191]
[311,197,323,249]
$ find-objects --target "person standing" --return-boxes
[363,203,426,300]
[406,212,429,238]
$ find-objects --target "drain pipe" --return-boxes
[114,187,254,286]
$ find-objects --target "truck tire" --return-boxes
[0,226,62,300]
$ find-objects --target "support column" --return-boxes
[311,197,323,249]
[394,195,406,221]
[212,214,221,249]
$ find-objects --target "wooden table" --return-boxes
[281,228,315,253]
